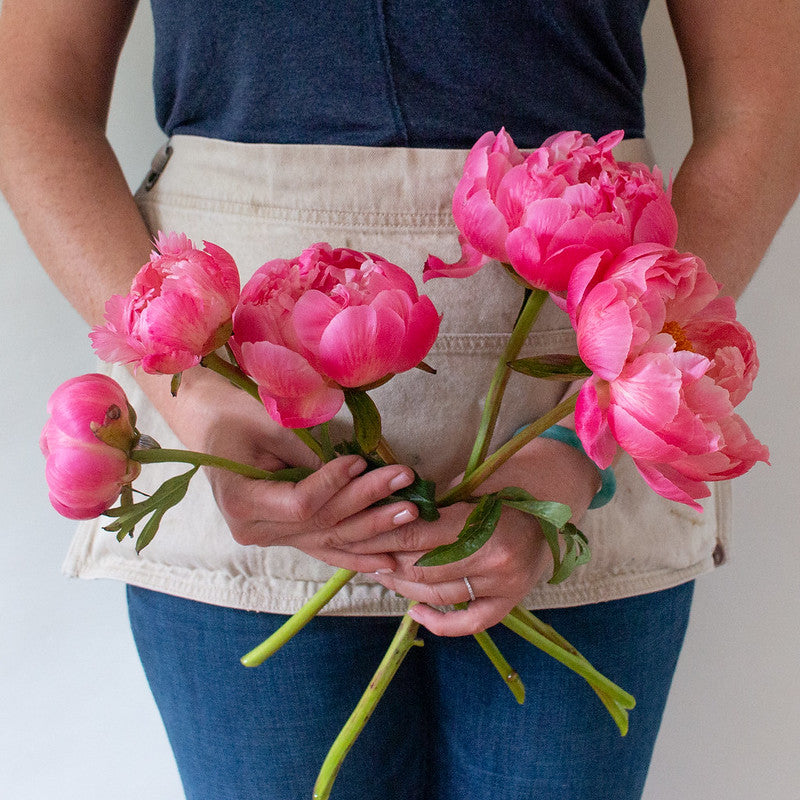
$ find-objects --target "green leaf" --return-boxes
[415,493,503,566]
[497,487,572,529]
[508,354,592,381]
[500,485,591,584]
[135,506,168,553]
[335,443,439,522]
[102,466,199,551]
[389,474,439,522]
[343,389,382,453]
[540,520,591,585]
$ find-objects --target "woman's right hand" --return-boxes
[150,366,420,574]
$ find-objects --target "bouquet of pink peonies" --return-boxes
[41,130,768,799]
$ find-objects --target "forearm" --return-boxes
[666,0,800,299]
[670,123,800,299]
[0,106,153,323]
[0,99,237,453]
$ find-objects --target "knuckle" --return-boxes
[215,491,249,525]
[311,504,341,531]
[424,585,449,607]
[229,522,258,547]
[483,543,514,572]
[406,564,430,584]
[285,493,318,525]
[320,526,349,550]
[394,524,423,551]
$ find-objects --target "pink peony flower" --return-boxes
[40,374,141,520]
[424,129,677,293]
[571,245,768,509]
[90,232,240,374]
[231,243,441,428]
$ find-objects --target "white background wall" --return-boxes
[2,2,797,797]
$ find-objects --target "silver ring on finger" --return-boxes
[463,576,477,603]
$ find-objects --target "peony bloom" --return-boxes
[40,374,141,519]
[231,243,441,428]
[90,231,240,374]
[571,245,768,509]
[424,129,677,293]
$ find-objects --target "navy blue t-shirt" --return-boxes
[150,0,650,149]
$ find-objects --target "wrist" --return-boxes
[537,425,616,509]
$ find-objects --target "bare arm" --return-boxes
[0,0,153,319]
[0,0,422,572]
[667,0,800,298]
[375,0,800,635]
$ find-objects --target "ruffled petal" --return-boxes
[423,234,491,281]
[318,304,404,387]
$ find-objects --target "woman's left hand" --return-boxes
[373,501,551,636]
[371,434,603,636]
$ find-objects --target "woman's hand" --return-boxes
[148,365,422,574]
[370,435,602,636]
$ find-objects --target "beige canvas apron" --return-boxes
[64,136,729,614]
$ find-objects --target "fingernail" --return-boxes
[392,508,415,526]
[375,568,394,575]
[348,457,367,477]
[388,470,413,492]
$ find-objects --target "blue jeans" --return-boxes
[127,581,694,800]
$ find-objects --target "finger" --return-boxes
[214,454,367,530]
[306,464,416,531]
[407,596,515,637]
[343,513,462,555]
[371,572,478,607]
[302,547,397,574]
[276,500,419,552]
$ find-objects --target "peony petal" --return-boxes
[574,379,618,468]
[423,234,491,281]
[575,281,634,380]
[239,341,344,428]
[611,353,683,429]
[632,193,678,247]
[291,290,343,359]
[392,295,441,372]
[607,402,685,462]
[318,304,404,387]
[456,188,510,262]
[259,385,344,429]
[633,460,709,511]
[239,340,324,397]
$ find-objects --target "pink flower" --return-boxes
[40,374,141,520]
[424,129,677,293]
[90,232,240,374]
[572,245,768,509]
[231,243,441,428]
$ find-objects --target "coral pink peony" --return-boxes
[40,374,141,520]
[571,245,768,509]
[90,232,240,374]
[231,243,441,428]
[424,129,677,293]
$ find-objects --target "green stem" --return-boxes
[240,568,357,667]
[200,351,329,462]
[200,350,261,402]
[464,288,548,476]
[501,608,635,733]
[438,391,579,507]
[455,603,525,704]
[506,606,634,735]
[130,447,274,480]
[312,612,423,800]
[316,422,338,463]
